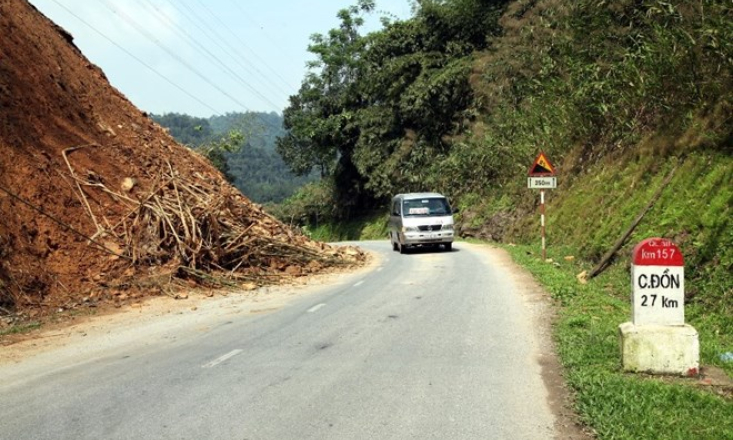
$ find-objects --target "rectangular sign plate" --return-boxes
[632,265,685,325]
[527,177,557,189]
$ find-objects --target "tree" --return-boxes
[151,113,213,145]
[277,2,376,173]
[198,130,244,183]
[277,0,511,217]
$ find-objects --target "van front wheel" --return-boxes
[444,243,452,252]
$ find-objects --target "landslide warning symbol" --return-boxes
[529,152,555,176]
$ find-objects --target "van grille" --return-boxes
[418,225,442,232]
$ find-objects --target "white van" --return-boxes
[388,192,455,253]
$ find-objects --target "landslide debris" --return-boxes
[0,0,364,323]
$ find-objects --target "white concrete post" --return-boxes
[619,238,700,376]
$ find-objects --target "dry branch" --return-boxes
[589,165,678,279]
[91,166,365,284]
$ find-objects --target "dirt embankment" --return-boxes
[0,0,364,327]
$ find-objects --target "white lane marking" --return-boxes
[202,349,243,368]
[354,280,365,287]
[307,303,326,313]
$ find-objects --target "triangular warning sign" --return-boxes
[529,152,555,176]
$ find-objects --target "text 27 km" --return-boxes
[640,294,679,308]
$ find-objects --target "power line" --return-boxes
[47,0,224,116]
[226,0,299,91]
[48,0,285,116]
[44,0,280,134]
[99,0,268,114]
[191,0,297,96]
[121,1,291,136]
[166,0,290,110]
[42,0,294,141]
[136,0,282,112]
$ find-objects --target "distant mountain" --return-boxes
[152,112,314,203]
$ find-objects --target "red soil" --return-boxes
[0,0,361,321]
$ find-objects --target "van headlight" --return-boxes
[402,226,418,233]
[442,224,454,231]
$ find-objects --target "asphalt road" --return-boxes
[0,241,557,440]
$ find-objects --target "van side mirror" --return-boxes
[452,207,460,214]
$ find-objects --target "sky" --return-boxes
[28,0,414,117]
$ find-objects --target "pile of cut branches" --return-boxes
[66,157,364,287]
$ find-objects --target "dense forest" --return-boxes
[152,111,313,203]
[277,0,730,212]
[275,0,731,286]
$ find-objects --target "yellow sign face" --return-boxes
[537,155,551,170]
[529,152,555,176]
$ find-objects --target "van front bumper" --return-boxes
[401,231,454,245]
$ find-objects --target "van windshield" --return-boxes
[402,198,451,217]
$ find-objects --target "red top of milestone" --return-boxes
[632,238,684,266]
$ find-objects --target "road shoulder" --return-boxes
[469,243,594,440]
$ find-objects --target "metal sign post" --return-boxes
[540,189,546,261]
[527,152,556,261]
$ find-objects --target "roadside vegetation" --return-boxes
[269,1,732,438]
[507,244,732,439]
[153,1,730,437]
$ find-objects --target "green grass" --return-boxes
[0,321,41,336]
[313,220,732,438]
[304,211,390,242]
[504,243,733,440]
[290,148,733,439]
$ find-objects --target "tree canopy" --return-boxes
[276,0,510,216]
[277,0,731,219]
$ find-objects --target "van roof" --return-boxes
[394,192,446,200]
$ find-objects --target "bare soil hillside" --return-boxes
[0,0,363,324]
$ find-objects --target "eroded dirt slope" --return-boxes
[0,0,362,323]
